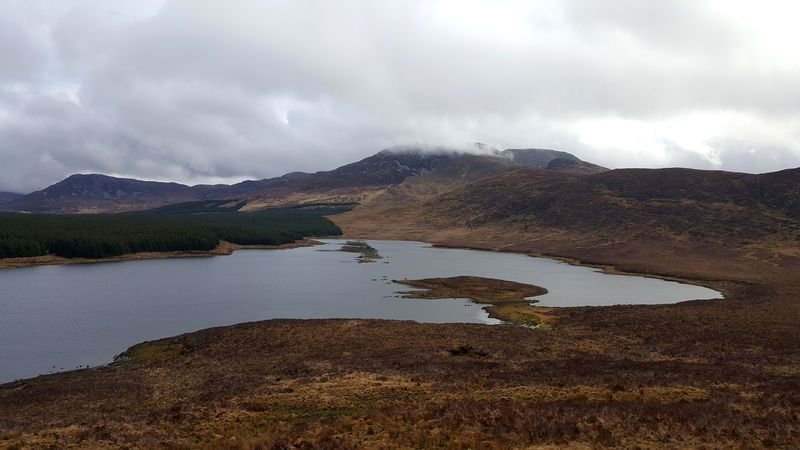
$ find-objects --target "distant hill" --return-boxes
[1,174,203,214]
[428,167,800,239]
[0,192,22,204]
[334,166,800,250]
[545,157,609,174]
[238,146,523,210]
[2,146,601,213]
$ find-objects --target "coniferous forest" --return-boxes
[0,202,347,259]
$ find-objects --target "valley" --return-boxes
[0,147,799,448]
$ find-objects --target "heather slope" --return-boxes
[338,166,800,247]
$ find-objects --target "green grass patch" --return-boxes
[286,407,365,419]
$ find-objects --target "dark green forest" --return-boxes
[0,201,347,259]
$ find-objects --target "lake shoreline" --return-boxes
[0,238,324,270]
[0,238,721,384]
[0,232,728,303]
[428,242,734,302]
[0,236,728,304]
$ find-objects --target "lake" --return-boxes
[0,239,720,383]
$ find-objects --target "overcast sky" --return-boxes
[1,0,799,192]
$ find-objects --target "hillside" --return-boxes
[333,166,800,277]
[425,167,800,241]
[238,147,523,210]
[2,146,599,213]
[0,174,203,214]
[499,148,579,167]
[0,192,22,203]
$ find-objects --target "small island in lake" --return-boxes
[394,275,553,326]
[340,240,382,263]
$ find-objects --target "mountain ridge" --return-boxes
[1,147,602,213]
[0,192,23,204]
[333,165,800,254]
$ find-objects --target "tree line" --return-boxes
[0,203,345,259]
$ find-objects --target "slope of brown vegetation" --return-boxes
[2,302,799,449]
[340,167,800,245]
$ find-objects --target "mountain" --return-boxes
[238,147,524,210]
[544,157,609,174]
[333,166,800,257]
[431,167,800,239]
[499,148,580,168]
[0,192,22,204]
[1,174,204,214]
[2,146,600,213]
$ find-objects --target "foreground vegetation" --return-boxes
[0,202,346,259]
[2,296,798,449]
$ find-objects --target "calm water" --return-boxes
[0,239,720,382]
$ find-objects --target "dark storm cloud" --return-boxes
[0,0,798,192]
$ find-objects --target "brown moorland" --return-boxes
[2,166,800,448]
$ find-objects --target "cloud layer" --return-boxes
[1,0,799,192]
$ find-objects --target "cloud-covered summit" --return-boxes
[1,0,799,192]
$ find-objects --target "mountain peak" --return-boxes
[500,148,580,168]
[378,142,501,156]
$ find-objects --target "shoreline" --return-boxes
[0,237,728,382]
[0,239,323,270]
[0,234,730,304]
[333,237,731,302]
[423,242,732,301]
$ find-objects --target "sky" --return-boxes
[1,0,800,192]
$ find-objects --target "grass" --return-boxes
[485,303,552,327]
[2,314,799,448]
[285,407,365,419]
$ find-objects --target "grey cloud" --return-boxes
[0,18,48,82]
[0,0,799,193]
